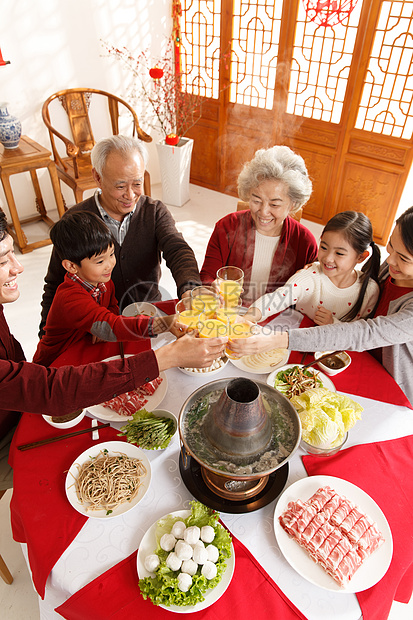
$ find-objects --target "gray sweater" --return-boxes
[288,264,413,405]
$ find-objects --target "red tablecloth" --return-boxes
[9,339,149,597]
[288,316,412,409]
[55,536,308,620]
[303,435,413,620]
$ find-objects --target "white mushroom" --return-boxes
[175,539,193,561]
[184,525,200,545]
[160,533,176,552]
[171,521,186,539]
[192,540,204,550]
[181,558,198,576]
[165,551,182,572]
[201,560,217,580]
[177,571,193,592]
[144,553,160,573]
[192,543,208,565]
[205,544,219,563]
[200,525,215,544]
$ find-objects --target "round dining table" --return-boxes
[8,311,413,620]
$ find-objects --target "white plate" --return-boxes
[137,509,235,613]
[274,475,393,592]
[65,441,151,519]
[178,357,228,377]
[88,356,167,422]
[229,349,289,375]
[266,363,336,395]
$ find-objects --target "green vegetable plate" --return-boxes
[120,409,177,450]
[137,506,235,612]
[266,364,336,398]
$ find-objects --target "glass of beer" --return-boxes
[175,297,205,330]
[190,285,220,318]
[216,266,244,308]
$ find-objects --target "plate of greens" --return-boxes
[266,363,336,399]
[119,409,177,450]
[137,501,234,612]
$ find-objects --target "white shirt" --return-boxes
[249,232,280,299]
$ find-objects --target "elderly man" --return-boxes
[0,210,226,488]
[39,134,201,334]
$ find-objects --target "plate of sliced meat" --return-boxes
[274,475,392,592]
[88,356,167,422]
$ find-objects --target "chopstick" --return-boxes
[302,351,344,370]
[119,341,125,360]
[17,423,110,451]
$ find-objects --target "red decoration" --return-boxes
[165,133,180,146]
[0,48,10,66]
[303,0,359,28]
[149,66,164,80]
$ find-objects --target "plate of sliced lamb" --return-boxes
[88,356,167,422]
[274,475,392,592]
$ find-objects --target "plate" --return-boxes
[273,475,393,592]
[65,441,151,519]
[229,349,289,375]
[88,356,167,422]
[137,509,235,613]
[178,356,228,377]
[266,363,336,395]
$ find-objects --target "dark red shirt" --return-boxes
[374,275,413,317]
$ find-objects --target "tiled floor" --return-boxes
[0,184,411,619]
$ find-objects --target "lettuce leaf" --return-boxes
[139,500,232,607]
[291,388,362,449]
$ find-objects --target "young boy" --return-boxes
[33,211,176,366]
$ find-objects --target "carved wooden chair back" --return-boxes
[42,88,152,204]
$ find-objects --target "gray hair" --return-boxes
[237,146,313,212]
[91,135,148,176]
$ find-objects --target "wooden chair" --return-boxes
[0,489,13,584]
[236,200,303,221]
[42,88,152,204]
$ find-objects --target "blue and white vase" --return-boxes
[0,102,22,149]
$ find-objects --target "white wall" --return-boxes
[0,0,171,219]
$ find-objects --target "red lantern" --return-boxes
[303,0,359,28]
[165,133,180,146]
[149,66,164,80]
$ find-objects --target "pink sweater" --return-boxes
[33,276,152,367]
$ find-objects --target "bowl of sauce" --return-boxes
[314,351,351,376]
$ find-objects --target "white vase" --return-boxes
[156,137,194,207]
[0,102,22,149]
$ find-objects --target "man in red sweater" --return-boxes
[0,210,227,488]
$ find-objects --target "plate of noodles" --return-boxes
[65,441,151,518]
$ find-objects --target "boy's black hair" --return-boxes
[50,211,114,265]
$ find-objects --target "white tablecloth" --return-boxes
[27,353,413,619]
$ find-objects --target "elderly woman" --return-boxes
[200,146,318,304]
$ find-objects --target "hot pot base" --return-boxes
[179,447,289,513]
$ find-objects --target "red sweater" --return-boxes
[33,276,153,367]
[0,305,159,440]
[200,211,318,303]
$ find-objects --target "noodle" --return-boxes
[73,450,147,512]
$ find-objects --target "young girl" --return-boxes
[230,206,413,405]
[245,211,381,325]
